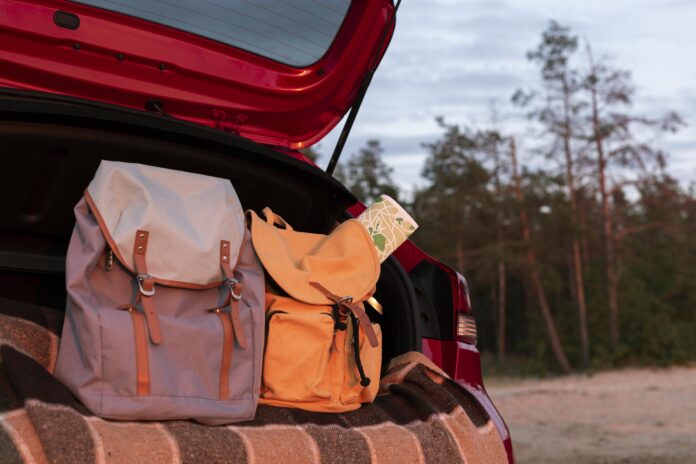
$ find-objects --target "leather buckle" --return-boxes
[137,274,155,296]
[227,278,242,300]
[337,296,353,317]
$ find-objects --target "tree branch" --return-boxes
[614,222,662,241]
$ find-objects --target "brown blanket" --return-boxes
[0,297,506,463]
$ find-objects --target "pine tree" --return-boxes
[343,140,400,204]
[413,119,492,273]
[581,41,684,346]
[509,137,573,373]
[515,21,590,368]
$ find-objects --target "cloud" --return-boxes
[321,0,696,190]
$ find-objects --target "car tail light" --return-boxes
[434,264,477,344]
[457,313,478,345]
[452,272,477,344]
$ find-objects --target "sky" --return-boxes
[319,0,696,194]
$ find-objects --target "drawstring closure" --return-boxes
[348,311,371,387]
[332,304,348,331]
[310,281,378,388]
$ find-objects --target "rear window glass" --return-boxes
[73,0,351,67]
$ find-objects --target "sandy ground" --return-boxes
[487,365,696,464]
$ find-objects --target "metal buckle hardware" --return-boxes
[227,278,242,300]
[137,274,156,296]
[336,296,353,317]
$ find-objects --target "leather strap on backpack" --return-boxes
[214,307,234,400]
[220,240,248,350]
[133,230,163,345]
[213,284,246,400]
[309,282,379,348]
[117,303,151,395]
[309,281,379,388]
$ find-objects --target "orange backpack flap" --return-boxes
[249,209,382,412]
[248,207,380,305]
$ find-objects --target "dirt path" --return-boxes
[487,365,696,463]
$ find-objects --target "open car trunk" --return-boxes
[0,88,420,367]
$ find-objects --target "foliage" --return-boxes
[337,140,400,204]
[342,21,693,374]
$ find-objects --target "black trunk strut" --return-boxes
[326,0,402,176]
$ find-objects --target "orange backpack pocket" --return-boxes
[260,293,382,412]
[261,300,335,403]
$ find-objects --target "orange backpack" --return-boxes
[248,208,382,412]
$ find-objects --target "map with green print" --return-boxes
[357,195,418,262]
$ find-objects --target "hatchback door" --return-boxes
[0,0,395,148]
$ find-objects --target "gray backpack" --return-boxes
[55,161,264,425]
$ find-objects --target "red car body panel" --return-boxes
[0,0,393,149]
[1,0,513,460]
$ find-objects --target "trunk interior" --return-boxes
[0,89,420,368]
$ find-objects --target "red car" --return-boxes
[0,0,512,461]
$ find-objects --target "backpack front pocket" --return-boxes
[262,310,335,402]
[101,305,148,398]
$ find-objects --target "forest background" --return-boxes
[305,22,694,375]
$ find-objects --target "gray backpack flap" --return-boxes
[55,161,264,425]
